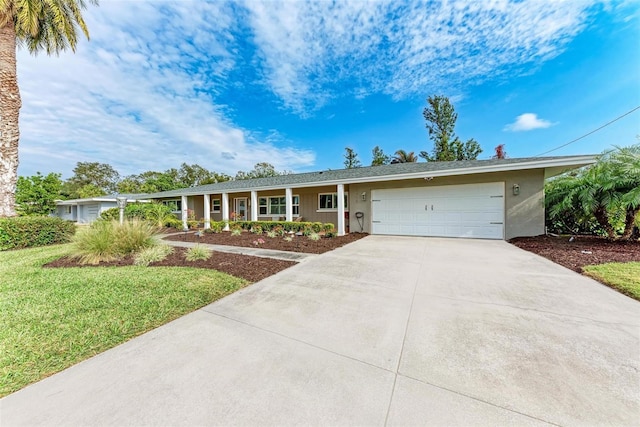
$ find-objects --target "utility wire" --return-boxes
[535,105,640,157]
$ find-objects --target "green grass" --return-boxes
[583,262,640,301]
[0,244,248,397]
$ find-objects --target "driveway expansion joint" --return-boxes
[421,293,640,328]
[397,373,561,426]
[200,307,397,375]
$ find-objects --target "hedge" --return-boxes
[204,220,335,234]
[0,216,76,250]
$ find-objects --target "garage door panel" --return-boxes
[371,183,504,239]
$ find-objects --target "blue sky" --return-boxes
[16,0,640,179]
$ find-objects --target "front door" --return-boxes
[234,198,248,220]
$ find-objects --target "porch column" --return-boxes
[337,184,345,236]
[222,192,230,231]
[181,195,188,230]
[250,191,258,221]
[285,188,293,222]
[203,194,211,229]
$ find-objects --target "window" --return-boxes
[162,199,182,212]
[211,198,221,213]
[64,206,72,214]
[318,192,348,211]
[258,195,299,216]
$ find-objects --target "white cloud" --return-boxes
[17,1,315,178]
[16,0,604,177]
[504,113,555,131]
[244,0,598,113]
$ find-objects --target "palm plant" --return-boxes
[0,0,97,217]
[391,149,418,164]
[548,144,640,240]
[601,145,640,239]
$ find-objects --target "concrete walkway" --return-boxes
[2,236,639,426]
[163,239,317,262]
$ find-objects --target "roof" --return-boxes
[141,155,597,199]
[56,194,149,205]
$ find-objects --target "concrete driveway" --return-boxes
[2,236,639,426]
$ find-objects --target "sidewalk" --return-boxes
[161,235,317,262]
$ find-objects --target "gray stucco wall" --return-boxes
[349,169,545,239]
[162,169,544,239]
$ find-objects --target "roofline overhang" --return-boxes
[145,156,597,198]
[56,198,149,205]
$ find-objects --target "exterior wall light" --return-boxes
[361,192,367,201]
[512,184,520,196]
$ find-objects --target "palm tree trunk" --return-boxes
[0,20,20,217]
[620,208,639,240]
[594,206,616,240]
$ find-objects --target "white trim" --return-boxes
[318,192,349,211]
[257,195,300,217]
[250,191,258,221]
[153,157,596,197]
[181,195,188,230]
[285,188,293,222]
[234,197,248,221]
[337,184,345,236]
[161,198,182,213]
[203,194,211,229]
[210,198,221,213]
[222,193,230,231]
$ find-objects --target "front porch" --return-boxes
[166,184,353,236]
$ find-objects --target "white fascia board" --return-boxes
[151,156,597,197]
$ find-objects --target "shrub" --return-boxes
[0,216,76,250]
[266,230,277,238]
[325,229,337,238]
[185,245,212,261]
[101,202,179,228]
[252,225,263,234]
[322,223,335,233]
[307,232,321,241]
[231,228,242,236]
[223,220,333,234]
[134,245,174,266]
[72,220,159,264]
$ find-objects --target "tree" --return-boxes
[371,146,390,166]
[64,162,120,198]
[15,172,62,215]
[493,144,507,159]
[391,149,418,164]
[178,163,219,187]
[547,145,640,240]
[0,0,98,217]
[235,162,285,180]
[601,145,640,239]
[343,147,361,169]
[420,95,482,162]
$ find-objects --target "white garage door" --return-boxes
[371,182,505,239]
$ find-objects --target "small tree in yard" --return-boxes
[0,0,98,217]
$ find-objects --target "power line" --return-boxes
[535,105,640,157]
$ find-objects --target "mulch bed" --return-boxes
[509,235,640,272]
[43,247,296,283]
[163,230,369,254]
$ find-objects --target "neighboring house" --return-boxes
[144,155,595,240]
[54,195,148,224]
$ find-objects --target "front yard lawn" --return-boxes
[0,245,248,397]
[583,262,640,300]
